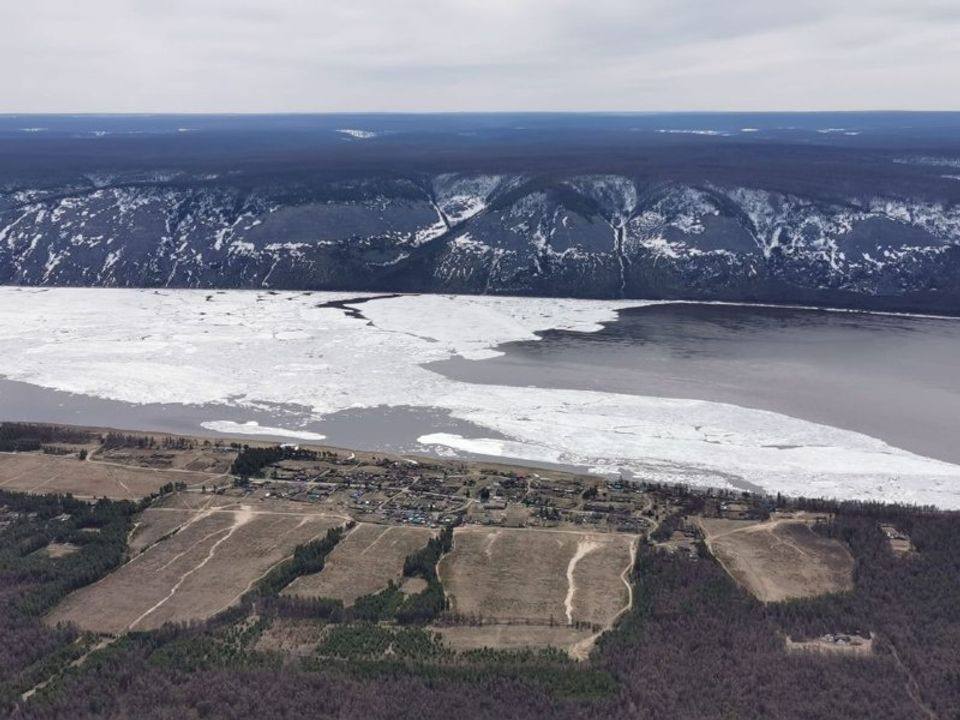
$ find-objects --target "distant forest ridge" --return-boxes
[1,113,959,314]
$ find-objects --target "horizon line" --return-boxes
[3,109,960,118]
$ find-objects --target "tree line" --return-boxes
[0,423,94,452]
[230,444,319,480]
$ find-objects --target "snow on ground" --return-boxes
[433,174,509,225]
[1,288,959,508]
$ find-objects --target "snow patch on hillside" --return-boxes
[657,129,729,136]
[567,176,638,223]
[337,129,377,139]
[433,174,514,225]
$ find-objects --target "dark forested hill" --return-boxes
[2,113,960,313]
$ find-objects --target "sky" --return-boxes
[3,0,959,113]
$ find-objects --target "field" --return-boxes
[437,526,636,656]
[47,494,346,634]
[0,452,215,500]
[94,446,235,474]
[255,618,330,656]
[127,508,197,554]
[37,542,80,558]
[880,523,915,556]
[433,624,595,654]
[283,522,434,605]
[699,517,854,602]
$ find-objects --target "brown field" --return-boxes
[0,452,214,500]
[47,495,346,634]
[94,446,235,474]
[439,526,636,628]
[400,577,428,595]
[880,524,915,556]
[699,517,854,602]
[37,542,80,558]
[283,522,434,605]
[255,618,329,656]
[127,509,196,555]
[434,624,594,654]
[887,537,914,556]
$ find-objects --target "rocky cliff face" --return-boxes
[3,170,958,312]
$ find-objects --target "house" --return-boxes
[483,496,507,510]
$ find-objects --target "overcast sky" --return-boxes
[3,0,959,113]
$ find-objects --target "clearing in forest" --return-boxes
[47,495,345,634]
[437,526,636,657]
[879,523,915,556]
[255,618,330,656]
[436,624,594,654]
[282,522,435,605]
[785,633,874,657]
[36,542,80,558]
[699,516,854,602]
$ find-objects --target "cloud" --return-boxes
[1,0,958,111]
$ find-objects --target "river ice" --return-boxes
[1,287,959,508]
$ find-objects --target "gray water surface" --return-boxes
[0,377,591,473]
[430,303,960,465]
[0,378,492,451]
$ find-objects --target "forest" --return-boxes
[0,424,96,453]
[230,445,319,480]
[2,487,959,719]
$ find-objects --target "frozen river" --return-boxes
[1,287,959,508]
[433,302,960,467]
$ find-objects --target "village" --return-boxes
[1,421,791,544]
[222,441,661,535]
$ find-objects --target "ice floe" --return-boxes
[1,287,959,508]
[200,420,326,441]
